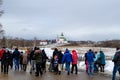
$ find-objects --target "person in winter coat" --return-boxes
[25,48,31,64]
[9,51,13,69]
[84,52,88,72]
[22,52,28,71]
[94,51,99,72]
[57,50,63,75]
[62,49,72,75]
[19,52,23,70]
[99,51,106,72]
[87,49,95,76]
[53,48,59,59]
[112,47,120,80]
[13,48,20,71]
[2,49,11,74]
[30,47,37,74]
[41,49,48,72]
[34,48,43,76]
[53,55,58,74]
[52,48,59,71]
[0,47,6,72]
[71,50,78,74]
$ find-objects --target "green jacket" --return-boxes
[34,51,43,64]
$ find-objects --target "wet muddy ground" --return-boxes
[0,69,115,80]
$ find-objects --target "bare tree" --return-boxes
[0,0,4,48]
[0,0,4,37]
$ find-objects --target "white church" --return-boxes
[56,33,68,44]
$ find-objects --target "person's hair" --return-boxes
[2,47,5,48]
[89,49,92,51]
[116,47,120,51]
[34,47,37,50]
[36,47,39,50]
[94,51,97,54]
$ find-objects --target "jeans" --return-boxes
[112,65,120,80]
[94,63,98,72]
[30,60,35,73]
[88,62,94,76]
[62,63,66,70]
[14,59,19,70]
[66,62,70,72]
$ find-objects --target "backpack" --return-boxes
[35,52,43,64]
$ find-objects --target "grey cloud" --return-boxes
[1,0,120,41]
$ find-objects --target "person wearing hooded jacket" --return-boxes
[112,47,120,80]
[41,49,48,72]
[87,49,95,76]
[99,51,106,72]
[62,49,72,75]
[71,50,78,74]
[13,48,20,71]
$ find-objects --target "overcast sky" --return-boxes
[0,0,120,41]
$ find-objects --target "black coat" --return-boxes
[53,48,58,58]
[30,50,35,60]
[3,52,11,65]
[13,49,20,60]
[58,51,63,64]
[112,50,120,66]
[42,50,48,63]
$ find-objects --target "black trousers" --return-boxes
[71,64,78,74]
[9,61,13,69]
[100,64,105,72]
[3,64,9,74]
[23,64,27,71]
[54,64,58,73]
[36,63,43,76]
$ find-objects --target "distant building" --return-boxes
[56,33,68,44]
[40,40,48,46]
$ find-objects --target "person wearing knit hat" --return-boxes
[71,50,78,74]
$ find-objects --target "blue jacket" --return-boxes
[94,53,99,61]
[13,48,20,60]
[112,50,120,66]
[62,49,72,63]
[100,51,105,65]
[87,51,95,63]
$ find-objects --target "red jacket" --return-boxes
[72,50,78,64]
[0,49,5,59]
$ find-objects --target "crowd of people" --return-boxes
[0,46,120,80]
[51,48,78,75]
[0,47,48,76]
[84,49,106,76]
